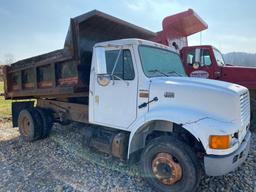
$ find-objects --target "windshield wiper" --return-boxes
[148,69,168,77]
[167,71,183,77]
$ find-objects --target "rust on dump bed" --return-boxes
[3,10,156,100]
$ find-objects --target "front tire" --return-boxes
[141,136,201,192]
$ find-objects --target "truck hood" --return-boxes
[149,77,249,124]
[221,65,256,89]
[151,76,248,95]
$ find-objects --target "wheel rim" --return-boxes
[151,153,182,185]
[21,116,30,136]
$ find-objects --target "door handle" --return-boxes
[138,97,158,109]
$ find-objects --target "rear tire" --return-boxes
[18,108,43,142]
[35,107,53,138]
[141,136,201,192]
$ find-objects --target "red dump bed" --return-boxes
[154,9,208,48]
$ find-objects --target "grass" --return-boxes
[0,82,12,118]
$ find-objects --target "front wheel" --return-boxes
[141,136,201,192]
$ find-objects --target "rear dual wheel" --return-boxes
[18,108,42,141]
[36,107,53,138]
[18,107,53,141]
[141,136,201,192]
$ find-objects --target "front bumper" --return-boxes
[204,130,251,176]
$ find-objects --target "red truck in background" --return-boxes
[153,9,256,125]
[180,45,256,98]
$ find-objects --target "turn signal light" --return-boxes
[209,135,231,149]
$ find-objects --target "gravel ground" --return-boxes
[0,121,255,192]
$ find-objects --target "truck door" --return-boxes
[183,48,215,79]
[93,46,137,129]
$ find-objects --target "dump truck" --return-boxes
[3,10,251,192]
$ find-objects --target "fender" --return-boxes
[128,105,240,158]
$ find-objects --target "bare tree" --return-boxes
[4,54,15,65]
[0,64,3,81]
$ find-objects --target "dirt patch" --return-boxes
[0,122,255,192]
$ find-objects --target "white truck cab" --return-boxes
[89,38,251,191]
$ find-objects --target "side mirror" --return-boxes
[97,74,111,87]
[95,47,107,75]
[94,47,110,86]
[193,48,201,69]
[195,48,201,64]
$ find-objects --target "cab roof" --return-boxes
[95,38,172,50]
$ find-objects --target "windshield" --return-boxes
[139,45,187,77]
[213,49,225,66]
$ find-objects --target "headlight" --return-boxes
[209,135,232,149]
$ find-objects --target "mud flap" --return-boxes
[12,101,34,127]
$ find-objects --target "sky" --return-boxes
[0,0,256,63]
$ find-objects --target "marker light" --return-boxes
[209,135,231,149]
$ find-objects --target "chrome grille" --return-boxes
[240,91,250,125]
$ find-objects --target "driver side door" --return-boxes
[93,46,138,129]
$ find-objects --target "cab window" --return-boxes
[200,49,212,66]
[139,45,186,77]
[105,49,135,80]
[186,49,212,67]
[187,51,195,66]
[213,49,225,66]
